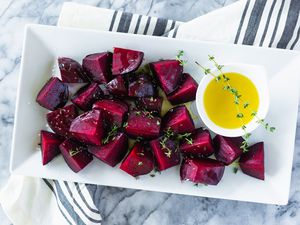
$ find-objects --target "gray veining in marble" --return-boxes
[1,0,300,225]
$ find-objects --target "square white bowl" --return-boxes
[10,24,300,205]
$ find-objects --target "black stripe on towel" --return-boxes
[153,18,168,36]
[291,25,300,49]
[75,183,99,213]
[134,15,142,34]
[169,20,176,31]
[234,0,251,43]
[53,181,86,225]
[277,0,300,48]
[143,16,152,34]
[109,11,118,31]
[117,12,133,33]
[259,0,277,46]
[268,0,286,47]
[172,26,179,38]
[242,0,267,45]
[43,179,72,225]
[64,182,102,223]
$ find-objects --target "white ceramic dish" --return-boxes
[10,24,300,205]
[196,63,270,137]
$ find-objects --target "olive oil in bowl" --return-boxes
[203,72,259,129]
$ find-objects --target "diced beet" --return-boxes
[93,99,128,127]
[36,77,69,111]
[167,73,198,105]
[135,97,163,114]
[58,57,88,83]
[150,60,183,94]
[112,47,144,75]
[120,142,154,177]
[180,158,225,185]
[40,130,64,165]
[106,76,127,97]
[162,105,195,134]
[70,109,105,146]
[213,135,243,165]
[47,104,79,138]
[128,74,155,97]
[59,139,93,173]
[239,142,264,180]
[125,110,161,139]
[71,83,103,111]
[88,132,128,167]
[180,129,214,157]
[82,52,112,83]
[150,137,180,171]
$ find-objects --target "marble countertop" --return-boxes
[1,0,300,224]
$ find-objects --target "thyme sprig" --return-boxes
[176,50,188,66]
[102,125,118,144]
[177,133,193,145]
[195,55,275,152]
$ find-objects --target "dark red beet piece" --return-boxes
[82,52,112,83]
[180,129,214,157]
[120,142,154,177]
[180,158,225,185]
[93,99,128,127]
[40,130,64,165]
[71,83,103,111]
[47,104,78,138]
[106,76,127,97]
[239,142,264,180]
[125,110,161,139]
[58,57,88,83]
[150,137,180,171]
[59,139,93,173]
[128,74,155,97]
[162,105,195,134]
[167,73,198,105]
[70,109,105,146]
[213,135,243,165]
[136,97,163,114]
[88,132,128,167]
[150,60,183,95]
[36,77,69,111]
[112,47,144,75]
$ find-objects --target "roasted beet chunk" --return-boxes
[125,110,161,139]
[59,139,93,173]
[71,83,102,111]
[112,47,144,75]
[93,99,128,127]
[47,104,78,138]
[180,129,214,157]
[88,132,128,167]
[239,142,264,180]
[36,77,69,111]
[167,73,198,105]
[40,130,64,165]
[150,60,183,94]
[180,158,225,185]
[136,97,163,114]
[162,105,195,134]
[58,57,88,83]
[82,52,112,83]
[70,109,105,146]
[213,135,243,165]
[106,75,127,97]
[120,142,154,177]
[128,74,155,97]
[150,136,180,171]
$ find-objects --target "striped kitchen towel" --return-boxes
[1,0,300,224]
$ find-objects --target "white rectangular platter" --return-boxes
[10,24,300,205]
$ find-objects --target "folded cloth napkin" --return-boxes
[1,0,300,224]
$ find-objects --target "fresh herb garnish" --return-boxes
[69,148,81,157]
[102,125,118,144]
[176,50,187,66]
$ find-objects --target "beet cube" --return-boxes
[36,77,69,111]
[58,57,88,83]
[106,75,127,97]
[136,97,163,114]
[128,74,155,97]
